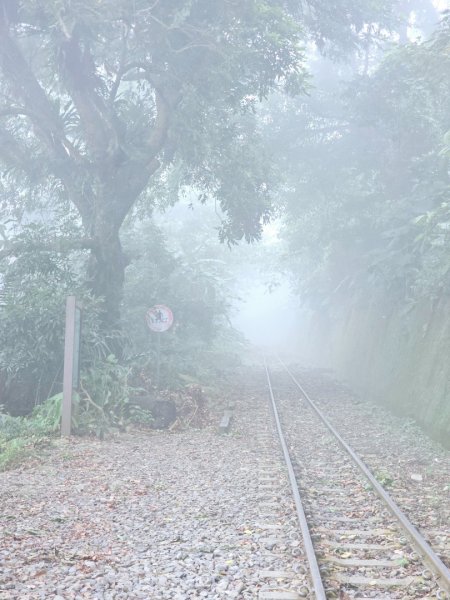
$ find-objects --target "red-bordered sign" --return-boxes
[146,305,174,333]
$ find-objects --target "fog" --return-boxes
[231,279,303,352]
[1,0,449,444]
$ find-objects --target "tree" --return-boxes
[265,14,450,441]
[269,12,450,309]
[0,0,401,327]
[0,0,308,326]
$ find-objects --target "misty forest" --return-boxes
[0,1,450,599]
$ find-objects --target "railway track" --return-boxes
[264,360,450,599]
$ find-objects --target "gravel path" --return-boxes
[0,373,306,600]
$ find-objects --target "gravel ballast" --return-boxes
[2,365,448,599]
[290,367,450,568]
[0,375,307,600]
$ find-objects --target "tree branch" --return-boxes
[57,23,123,163]
[0,19,99,222]
[147,90,170,156]
[109,61,162,103]
[109,86,171,226]
[0,18,70,163]
[0,106,82,161]
[113,62,171,106]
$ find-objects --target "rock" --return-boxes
[134,397,177,429]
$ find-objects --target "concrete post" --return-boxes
[61,296,77,436]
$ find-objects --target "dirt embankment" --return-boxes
[300,298,450,448]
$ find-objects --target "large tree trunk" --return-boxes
[83,160,156,332]
[87,204,129,332]
[89,233,127,328]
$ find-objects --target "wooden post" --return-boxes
[61,296,77,436]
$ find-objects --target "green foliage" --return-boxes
[271,13,450,311]
[262,8,450,443]
[0,358,153,470]
[31,393,63,433]
[76,355,150,437]
[375,470,394,488]
[122,208,247,388]
[0,0,312,325]
[0,0,403,325]
[0,436,29,472]
[0,218,135,417]
[0,395,62,471]
[0,198,243,427]
[0,0,429,443]
[0,412,28,442]
[0,240,123,414]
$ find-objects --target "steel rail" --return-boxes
[264,360,327,600]
[278,357,450,591]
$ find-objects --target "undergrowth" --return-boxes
[0,399,60,472]
[0,348,236,472]
[0,355,155,471]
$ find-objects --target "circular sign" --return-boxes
[146,305,174,333]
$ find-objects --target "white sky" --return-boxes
[433,0,450,9]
